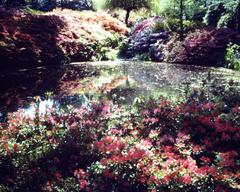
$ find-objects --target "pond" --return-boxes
[0,61,240,118]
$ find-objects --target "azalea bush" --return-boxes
[165,28,238,66]
[0,82,240,191]
[122,17,171,61]
[0,8,70,68]
[0,8,128,68]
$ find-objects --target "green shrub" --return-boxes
[203,2,225,27]
[157,0,206,22]
[154,18,196,33]
[164,18,179,32]
[225,43,240,70]
[92,33,123,61]
[203,0,239,30]
[134,52,151,60]
[217,13,235,28]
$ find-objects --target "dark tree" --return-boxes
[41,0,57,11]
[103,0,151,25]
[5,0,26,7]
[179,0,184,40]
[237,0,240,33]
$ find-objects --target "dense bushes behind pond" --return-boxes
[122,17,170,61]
[165,28,239,66]
[0,83,240,191]
[123,17,240,67]
[0,8,128,69]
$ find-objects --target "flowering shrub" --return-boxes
[0,8,69,68]
[0,8,127,68]
[0,86,240,191]
[49,9,128,35]
[131,17,161,37]
[123,17,170,61]
[165,28,238,66]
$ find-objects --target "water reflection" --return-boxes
[24,99,55,118]
[0,61,240,117]
[19,94,93,118]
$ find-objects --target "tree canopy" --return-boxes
[93,0,157,25]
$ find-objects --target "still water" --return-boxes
[0,61,239,118]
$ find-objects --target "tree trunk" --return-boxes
[237,0,240,33]
[61,0,64,9]
[125,9,131,26]
[179,0,184,41]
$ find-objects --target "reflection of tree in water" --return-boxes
[0,64,99,113]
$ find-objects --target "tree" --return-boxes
[93,0,152,25]
[237,0,240,32]
[157,0,202,40]
[179,0,184,40]
[5,0,26,7]
[204,0,240,31]
[60,0,64,9]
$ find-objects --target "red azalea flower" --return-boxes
[53,171,62,182]
[79,179,88,190]
[13,143,18,153]
[181,174,192,184]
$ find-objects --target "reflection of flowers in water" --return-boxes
[25,99,55,118]
[24,95,92,118]
[39,100,55,114]
[0,112,4,122]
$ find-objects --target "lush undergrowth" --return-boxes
[0,8,127,68]
[0,84,240,191]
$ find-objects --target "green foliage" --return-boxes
[92,33,123,61]
[157,0,206,21]
[152,0,206,39]
[93,0,155,11]
[154,18,178,32]
[203,0,239,29]
[153,0,239,32]
[155,0,179,18]
[225,43,240,70]
[154,18,196,33]
[92,0,159,24]
[217,13,234,28]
